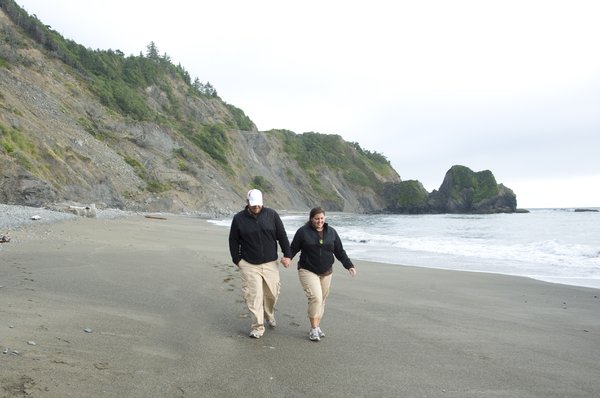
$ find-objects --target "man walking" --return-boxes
[229,189,291,338]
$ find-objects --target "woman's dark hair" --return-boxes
[307,207,325,224]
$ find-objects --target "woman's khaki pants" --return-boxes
[298,268,332,319]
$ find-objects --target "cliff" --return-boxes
[0,1,399,216]
[384,165,517,214]
[0,1,518,216]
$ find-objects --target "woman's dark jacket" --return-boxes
[290,222,354,275]
[229,206,291,265]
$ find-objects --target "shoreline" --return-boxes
[207,212,600,291]
[4,204,600,291]
[1,214,599,397]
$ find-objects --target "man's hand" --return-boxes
[280,257,291,268]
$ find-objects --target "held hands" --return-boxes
[348,267,357,277]
[280,257,291,268]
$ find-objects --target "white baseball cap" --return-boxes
[247,189,263,206]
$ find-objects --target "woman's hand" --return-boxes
[348,267,357,277]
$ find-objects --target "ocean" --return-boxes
[210,208,600,290]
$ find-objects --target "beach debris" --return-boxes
[66,204,97,218]
[11,350,20,356]
[27,341,36,346]
[30,215,41,220]
[2,348,8,354]
[144,215,167,220]
[83,328,93,333]
[0,233,10,243]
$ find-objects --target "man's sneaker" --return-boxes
[266,319,277,328]
[309,328,320,341]
[317,327,325,338]
[249,330,261,339]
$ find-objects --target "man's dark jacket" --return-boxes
[229,207,291,265]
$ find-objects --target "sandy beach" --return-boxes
[1,215,599,398]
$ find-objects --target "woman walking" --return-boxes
[289,207,357,341]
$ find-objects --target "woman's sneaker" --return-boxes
[309,328,320,341]
[249,330,261,339]
[317,327,325,338]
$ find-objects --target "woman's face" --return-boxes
[311,212,325,230]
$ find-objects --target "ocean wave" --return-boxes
[208,211,600,289]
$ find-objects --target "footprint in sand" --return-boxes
[222,274,238,293]
[281,313,301,327]
[2,376,36,396]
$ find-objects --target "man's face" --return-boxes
[248,204,262,215]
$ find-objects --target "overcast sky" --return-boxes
[14,0,600,208]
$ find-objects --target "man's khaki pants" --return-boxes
[238,259,280,335]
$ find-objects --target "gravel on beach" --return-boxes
[0,203,134,232]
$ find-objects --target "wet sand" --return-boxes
[1,215,599,397]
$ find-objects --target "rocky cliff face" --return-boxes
[0,3,520,216]
[428,166,516,213]
[0,4,400,216]
[386,165,517,214]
